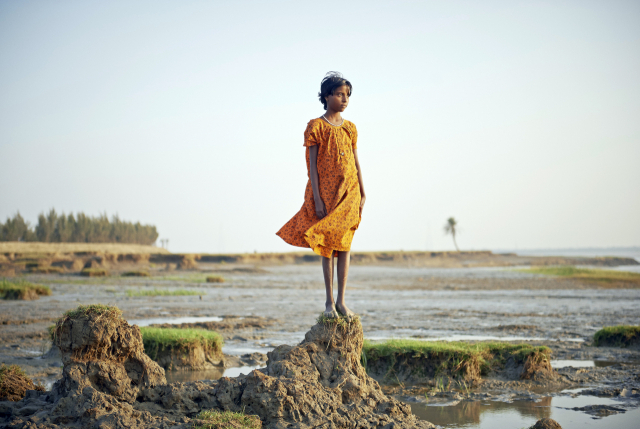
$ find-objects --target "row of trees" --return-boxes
[0,210,159,245]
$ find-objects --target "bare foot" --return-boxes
[335,302,355,319]
[324,303,338,318]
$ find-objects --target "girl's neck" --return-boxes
[323,110,343,125]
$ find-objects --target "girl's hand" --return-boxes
[359,194,366,216]
[315,197,327,219]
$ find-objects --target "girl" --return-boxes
[276,72,366,319]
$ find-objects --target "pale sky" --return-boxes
[1,1,639,253]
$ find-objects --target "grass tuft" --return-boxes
[518,266,640,285]
[593,325,640,348]
[122,271,150,277]
[52,304,123,347]
[193,409,261,429]
[0,364,45,401]
[0,278,52,300]
[316,312,360,329]
[126,288,200,297]
[140,327,223,361]
[81,268,108,277]
[206,275,225,283]
[62,304,123,320]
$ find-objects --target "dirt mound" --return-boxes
[521,351,556,381]
[0,364,44,402]
[205,318,434,428]
[1,314,434,428]
[52,305,166,403]
[531,417,563,429]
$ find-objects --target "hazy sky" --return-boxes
[1,1,639,253]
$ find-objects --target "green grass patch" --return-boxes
[0,278,52,300]
[206,275,225,283]
[518,266,640,284]
[80,268,108,277]
[122,270,150,277]
[140,327,223,361]
[193,409,261,429]
[362,339,551,381]
[126,288,200,297]
[593,325,640,348]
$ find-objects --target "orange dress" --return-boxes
[276,118,361,258]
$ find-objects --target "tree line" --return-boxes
[0,210,159,245]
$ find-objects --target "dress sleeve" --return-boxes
[303,120,319,147]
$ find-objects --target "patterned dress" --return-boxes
[276,118,361,258]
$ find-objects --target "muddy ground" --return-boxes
[1,261,640,427]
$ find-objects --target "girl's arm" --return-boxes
[309,145,327,219]
[353,149,366,213]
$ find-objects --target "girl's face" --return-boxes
[325,85,350,112]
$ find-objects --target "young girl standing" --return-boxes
[277,72,366,319]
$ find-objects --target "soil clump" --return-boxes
[531,418,562,429]
[0,365,44,402]
[0,311,435,428]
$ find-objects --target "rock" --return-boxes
[532,418,562,428]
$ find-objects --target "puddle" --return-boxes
[127,316,223,327]
[164,366,260,384]
[407,391,640,428]
[551,360,621,369]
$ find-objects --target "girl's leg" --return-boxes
[335,250,355,317]
[322,255,338,317]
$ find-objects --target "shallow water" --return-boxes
[127,316,223,327]
[164,365,260,384]
[408,392,640,428]
[551,360,622,369]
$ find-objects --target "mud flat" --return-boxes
[1,262,640,427]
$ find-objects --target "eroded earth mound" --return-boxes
[0,311,434,428]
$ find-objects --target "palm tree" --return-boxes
[444,217,459,251]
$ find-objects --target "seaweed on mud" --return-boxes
[193,409,262,429]
[593,325,640,348]
[0,278,51,300]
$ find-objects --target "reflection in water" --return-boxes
[408,394,640,429]
[410,397,551,427]
[164,366,260,384]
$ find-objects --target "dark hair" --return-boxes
[318,71,352,110]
